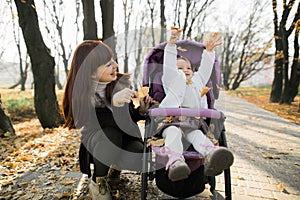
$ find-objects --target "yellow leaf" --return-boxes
[200,86,211,97]
[62,192,72,197]
[1,179,14,186]
[163,116,174,123]
[137,85,149,98]
[147,137,165,147]
[263,154,280,159]
[4,132,11,137]
[277,183,284,192]
[236,175,245,180]
[177,46,187,52]
[170,26,183,32]
[61,179,76,185]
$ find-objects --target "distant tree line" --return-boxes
[0,0,299,135]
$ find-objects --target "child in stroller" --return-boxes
[158,29,234,182]
[141,28,234,199]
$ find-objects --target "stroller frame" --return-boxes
[141,40,232,199]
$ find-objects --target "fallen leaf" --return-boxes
[263,154,280,159]
[236,175,245,180]
[147,137,165,147]
[4,131,11,137]
[61,179,76,185]
[277,183,285,192]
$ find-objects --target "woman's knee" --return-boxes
[124,140,143,153]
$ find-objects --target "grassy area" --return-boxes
[228,86,300,125]
[0,89,64,122]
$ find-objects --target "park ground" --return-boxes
[0,87,299,199]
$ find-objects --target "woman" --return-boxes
[62,40,152,199]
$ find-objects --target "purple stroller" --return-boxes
[141,40,232,199]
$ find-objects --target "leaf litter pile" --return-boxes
[0,119,82,199]
[0,119,161,200]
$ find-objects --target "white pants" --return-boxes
[162,126,214,157]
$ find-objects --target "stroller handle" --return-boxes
[149,108,221,119]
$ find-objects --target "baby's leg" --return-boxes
[162,126,183,155]
[185,129,215,156]
[162,126,190,181]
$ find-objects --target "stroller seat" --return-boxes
[141,40,232,200]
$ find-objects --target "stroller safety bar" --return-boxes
[149,108,221,119]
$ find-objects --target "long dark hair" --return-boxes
[62,40,113,129]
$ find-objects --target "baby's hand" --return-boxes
[205,32,223,52]
[169,26,182,45]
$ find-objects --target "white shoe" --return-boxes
[168,159,191,182]
[204,147,234,176]
[89,177,112,200]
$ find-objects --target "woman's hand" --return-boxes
[205,32,223,52]
[112,88,137,107]
[138,95,153,116]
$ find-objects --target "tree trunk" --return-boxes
[270,0,298,103]
[289,29,299,102]
[270,46,284,102]
[100,0,116,58]
[82,0,98,40]
[283,3,300,103]
[159,0,166,43]
[0,108,15,136]
[270,0,283,103]
[14,0,64,128]
[100,0,114,41]
[0,96,15,136]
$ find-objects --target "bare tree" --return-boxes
[81,0,97,40]
[289,18,299,102]
[0,3,11,61]
[159,0,166,42]
[121,0,134,73]
[147,0,157,46]
[171,0,214,39]
[220,0,273,90]
[75,0,81,44]
[270,0,299,104]
[8,2,28,90]
[133,1,150,89]
[14,0,64,128]
[100,0,115,41]
[280,2,299,104]
[42,0,75,89]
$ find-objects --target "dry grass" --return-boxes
[228,87,300,125]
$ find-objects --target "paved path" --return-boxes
[146,91,300,199]
[213,91,300,200]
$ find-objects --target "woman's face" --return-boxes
[177,59,193,80]
[94,59,119,82]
